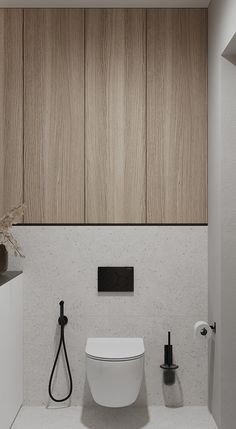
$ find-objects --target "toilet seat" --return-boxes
[86,337,145,362]
[86,354,144,362]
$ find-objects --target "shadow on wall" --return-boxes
[81,377,150,429]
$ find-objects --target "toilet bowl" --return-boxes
[86,337,145,408]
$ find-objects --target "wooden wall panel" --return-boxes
[147,9,208,223]
[85,9,146,223]
[0,10,23,218]
[24,9,84,223]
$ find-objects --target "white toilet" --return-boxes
[86,337,145,408]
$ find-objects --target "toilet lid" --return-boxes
[86,338,145,361]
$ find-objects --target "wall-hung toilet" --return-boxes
[86,337,145,407]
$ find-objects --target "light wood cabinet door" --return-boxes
[24,9,84,223]
[147,9,208,224]
[0,10,23,218]
[0,8,207,224]
[85,9,146,224]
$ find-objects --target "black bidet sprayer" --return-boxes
[48,301,73,402]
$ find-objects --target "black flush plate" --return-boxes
[98,267,134,292]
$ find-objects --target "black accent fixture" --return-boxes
[160,332,179,386]
[200,322,216,336]
[210,322,216,333]
[18,223,208,226]
[48,301,73,402]
[200,327,208,336]
[98,267,134,292]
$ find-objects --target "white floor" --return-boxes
[12,406,218,429]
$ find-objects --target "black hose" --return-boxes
[48,301,73,402]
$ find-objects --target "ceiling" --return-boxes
[0,0,211,7]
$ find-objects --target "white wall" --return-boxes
[221,57,236,429]
[208,0,236,428]
[10,226,207,408]
[0,274,23,428]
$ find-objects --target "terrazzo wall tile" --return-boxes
[10,226,208,406]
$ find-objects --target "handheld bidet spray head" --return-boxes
[58,300,68,327]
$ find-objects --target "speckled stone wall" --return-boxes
[10,226,208,406]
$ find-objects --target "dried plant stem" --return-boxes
[0,204,25,257]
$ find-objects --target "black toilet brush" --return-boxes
[160,331,179,385]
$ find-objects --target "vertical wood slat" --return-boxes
[85,9,146,223]
[0,10,23,218]
[24,9,84,223]
[147,9,208,224]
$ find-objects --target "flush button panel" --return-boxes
[98,267,134,292]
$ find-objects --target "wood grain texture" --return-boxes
[85,9,146,223]
[24,9,84,223]
[147,9,208,223]
[0,10,23,218]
